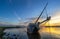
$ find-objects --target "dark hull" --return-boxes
[27,31,41,39]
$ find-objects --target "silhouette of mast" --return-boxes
[35,3,48,24]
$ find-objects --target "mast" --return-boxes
[35,3,48,24]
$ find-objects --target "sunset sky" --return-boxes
[1,0,60,38]
[0,0,60,25]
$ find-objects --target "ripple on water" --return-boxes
[3,28,28,39]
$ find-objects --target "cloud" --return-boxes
[18,17,45,26]
[51,10,60,20]
[26,17,37,20]
[14,11,21,20]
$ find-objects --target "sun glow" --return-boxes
[43,15,60,26]
[40,12,60,38]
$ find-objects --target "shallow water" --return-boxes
[3,28,60,39]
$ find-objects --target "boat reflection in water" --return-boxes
[27,32,41,39]
[3,28,41,39]
[3,27,60,39]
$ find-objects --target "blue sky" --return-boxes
[0,0,60,24]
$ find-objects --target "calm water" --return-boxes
[3,28,60,39]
